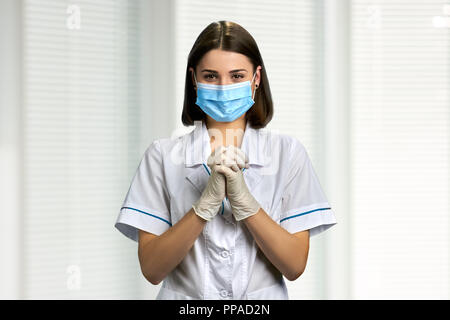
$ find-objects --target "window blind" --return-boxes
[173,0,326,299]
[23,0,142,298]
[350,0,449,299]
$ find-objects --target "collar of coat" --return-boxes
[184,120,268,168]
[183,120,273,223]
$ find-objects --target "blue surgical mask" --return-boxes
[194,71,257,122]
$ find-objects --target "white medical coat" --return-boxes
[115,120,337,299]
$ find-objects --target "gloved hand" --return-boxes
[221,144,250,172]
[215,145,261,221]
[192,145,228,221]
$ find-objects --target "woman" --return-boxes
[115,21,337,300]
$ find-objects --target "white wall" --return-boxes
[322,0,352,299]
[137,0,177,299]
[0,0,22,299]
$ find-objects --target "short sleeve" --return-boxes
[278,139,337,237]
[114,140,172,242]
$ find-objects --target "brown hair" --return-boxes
[181,21,273,129]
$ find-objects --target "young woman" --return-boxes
[115,20,337,300]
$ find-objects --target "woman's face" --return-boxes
[190,49,261,93]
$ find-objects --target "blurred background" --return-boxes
[0,0,449,299]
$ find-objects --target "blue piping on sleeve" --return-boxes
[121,206,172,226]
[280,207,332,223]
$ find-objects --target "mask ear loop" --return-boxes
[251,71,258,100]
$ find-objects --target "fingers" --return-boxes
[224,145,248,172]
[214,163,234,178]
[228,145,247,170]
[223,149,240,172]
[207,145,250,172]
[228,145,248,163]
[207,145,227,168]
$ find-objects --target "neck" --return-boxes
[205,117,246,150]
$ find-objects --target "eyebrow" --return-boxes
[201,69,248,73]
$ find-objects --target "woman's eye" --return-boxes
[203,74,244,80]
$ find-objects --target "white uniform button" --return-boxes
[221,250,229,258]
[220,290,229,298]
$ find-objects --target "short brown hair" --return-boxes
[181,21,273,129]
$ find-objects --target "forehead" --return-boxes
[198,49,252,71]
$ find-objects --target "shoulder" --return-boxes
[143,127,194,163]
[279,132,306,154]
[158,128,193,155]
[261,127,307,160]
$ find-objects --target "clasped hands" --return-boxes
[192,145,261,222]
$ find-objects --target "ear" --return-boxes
[255,65,262,88]
[189,67,197,88]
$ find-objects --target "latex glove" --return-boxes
[191,145,228,221]
[215,146,260,221]
[221,144,250,172]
